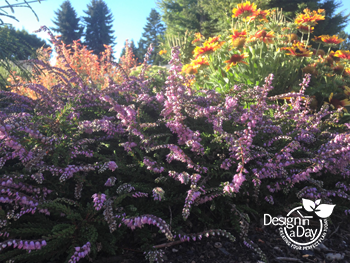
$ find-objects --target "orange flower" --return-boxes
[320,35,345,45]
[333,50,350,60]
[182,64,198,75]
[191,56,209,69]
[329,51,341,62]
[231,37,246,48]
[193,44,216,58]
[159,49,167,55]
[281,42,313,57]
[283,33,299,43]
[297,25,314,34]
[249,9,269,22]
[325,93,350,112]
[224,53,248,70]
[230,30,247,40]
[294,8,325,26]
[341,85,350,96]
[311,36,323,43]
[251,30,274,44]
[232,1,257,19]
[192,32,204,45]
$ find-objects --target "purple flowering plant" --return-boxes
[0,26,349,262]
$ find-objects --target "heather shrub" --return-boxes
[0,26,350,263]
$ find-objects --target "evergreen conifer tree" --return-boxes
[137,9,165,65]
[51,0,83,45]
[82,0,116,56]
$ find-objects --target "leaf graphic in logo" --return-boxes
[302,198,315,212]
[315,199,321,206]
[314,204,336,218]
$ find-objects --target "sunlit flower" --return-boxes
[231,37,246,48]
[311,36,323,43]
[250,9,269,22]
[251,30,274,44]
[159,49,167,55]
[284,33,299,43]
[224,53,248,71]
[333,50,350,60]
[320,35,345,45]
[329,51,341,62]
[193,44,216,58]
[297,25,314,34]
[281,42,313,57]
[295,8,325,26]
[341,85,350,96]
[182,64,198,75]
[191,56,209,69]
[325,92,350,112]
[230,30,247,40]
[192,32,204,45]
[232,1,257,19]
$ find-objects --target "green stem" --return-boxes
[315,43,321,57]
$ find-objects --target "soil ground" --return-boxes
[92,213,350,263]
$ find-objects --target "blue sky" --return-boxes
[2,0,350,61]
[1,0,159,60]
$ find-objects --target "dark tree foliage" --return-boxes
[0,0,44,91]
[157,0,216,38]
[135,38,148,64]
[137,9,166,65]
[51,0,83,45]
[82,0,116,56]
[0,25,48,60]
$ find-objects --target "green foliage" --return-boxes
[51,0,84,45]
[138,9,166,65]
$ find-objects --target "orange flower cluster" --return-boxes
[182,56,209,75]
[334,50,350,60]
[192,33,204,45]
[281,41,313,57]
[8,39,138,100]
[232,1,269,22]
[224,53,248,71]
[319,35,345,45]
[294,8,325,26]
[249,30,274,44]
[159,49,167,55]
[192,36,225,58]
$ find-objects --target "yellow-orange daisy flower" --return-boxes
[334,50,350,60]
[294,8,325,26]
[230,30,247,40]
[251,30,274,44]
[224,53,248,71]
[192,32,204,45]
[191,56,209,69]
[193,44,216,58]
[250,9,269,22]
[159,49,167,55]
[297,25,314,34]
[182,64,198,75]
[232,1,257,18]
[320,35,345,45]
[325,92,350,112]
